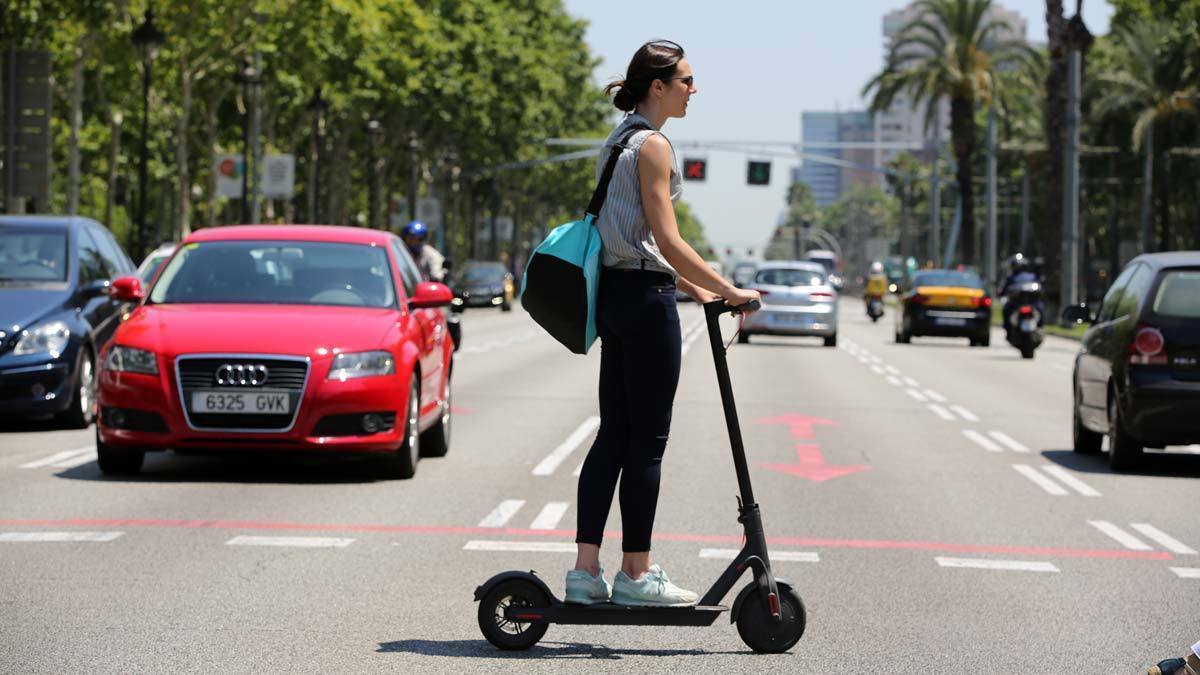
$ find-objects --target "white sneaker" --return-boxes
[564,568,611,605]
[611,564,699,607]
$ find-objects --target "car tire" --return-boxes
[394,378,421,479]
[823,334,837,348]
[978,333,990,348]
[420,374,451,458]
[870,315,879,323]
[57,345,97,429]
[738,332,750,344]
[1107,392,1142,472]
[895,330,910,344]
[1020,346,1035,359]
[95,427,144,476]
[501,301,512,312]
[1072,388,1102,455]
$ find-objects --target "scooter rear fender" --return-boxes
[473,570,559,603]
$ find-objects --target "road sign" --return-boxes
[747,160,771,186]
[1,49,54,206]
[388,195,409,228]
[495,216,513,240]
[260,154,295,198]
[682,158,707,181]
[416,197,442,230]
[214,154,243,198]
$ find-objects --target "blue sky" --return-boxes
[561,0,1113,256]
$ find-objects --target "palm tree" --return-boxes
[863,0,1037,267]
[1092,17,1197,252]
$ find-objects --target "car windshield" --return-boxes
[459,266,505,284]
[806,256,836,275]
[148,240,396,308]
[756,267,826,287]
[913,271,983,289]
[0,228,68,282]
[139,255,171,283]
[1152,270,1200,318]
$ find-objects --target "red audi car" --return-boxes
[95,225,455,478]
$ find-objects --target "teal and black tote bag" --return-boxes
[520,124,650,354]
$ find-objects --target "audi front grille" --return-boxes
[175,354,310,432]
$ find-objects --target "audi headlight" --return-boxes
[103,345,159,375]
[13,321,70,358]
[328,350,395,381]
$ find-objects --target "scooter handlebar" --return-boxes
[703,298,761,317]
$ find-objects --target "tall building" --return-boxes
[797,112,842,207]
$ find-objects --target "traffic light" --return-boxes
[683,158,707,181]
[747,160,771,186]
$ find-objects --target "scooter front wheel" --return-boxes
[477,579,550,650]
[735,581,806,653]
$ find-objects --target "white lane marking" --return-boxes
[479,500,526,528]
[885,376,903,386]
[884,365,900,375]
[905,388,929,403]
[1088,520,1153,551]
[856,356,870,364]
[935,557,1059,573]
[0,531,123,542]
[902,376,920,387]
[1171,567,1200,579]
[680,319,708,357]
[928,404,956,421]
[1049,363,1073,374]
[51,451,98,469]
[1040,466,1102,497]
[532,416,601,476]
[529,502,570,530]
[1130,524,1197,555]
[463,540,576,553]
[963,430,1003,452]
[867,355,883,364]
[1012,464,1069,496]
[225,536,354,548]
[987,431,1030,453]
[20,446,95,469]
[699,548,820,563]
[949,405,980,422]
[923,389,947,403]
[870,365,886,375]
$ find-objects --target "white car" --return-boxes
[739,261,838,347]
[137,242,178,285]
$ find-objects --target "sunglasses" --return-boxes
[665,75,694,87]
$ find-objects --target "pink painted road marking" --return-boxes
[756,414,836,440]
[760,443,870,482]
[0,517,1173,561]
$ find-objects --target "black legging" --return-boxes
[576,268,682,553]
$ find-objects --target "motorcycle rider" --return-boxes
[401,220,446,282]
[998,253,1043,334]
[864,261,888,315]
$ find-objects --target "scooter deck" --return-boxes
[506,602,728,626]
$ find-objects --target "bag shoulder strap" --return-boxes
[585,123,652,220]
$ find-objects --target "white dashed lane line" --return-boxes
[19,446,96,469]
[463,541,575,553]
[1039,466,1102,496]
[885,376,903,386]
[1012,465,1102,497]
[963,430,1003,452]
[1129,523,1198,555]
[987,431,1030,453]
[935,557,1059,573]
[948,405,979,422]
[225,536,355,548]
[1171,567,1200,579]
[1088,521,1153,550]
[699,549,820,563]
[0,531,123,542]
[922,389,947,403]
[529,502,570,530]
[905,388,929,402]
[902,376,920,387]
[479,500,526,528]
[532,416,600,476]
[928,404,957,421]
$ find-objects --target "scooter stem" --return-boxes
[703,300,757,508]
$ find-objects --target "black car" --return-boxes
[1068,252,1200,471]
[451,261,514,311]
[0,216,136,426]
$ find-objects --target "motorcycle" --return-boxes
[1003,281,1043,359]
[865,295,884,323]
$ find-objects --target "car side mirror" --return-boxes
[410,281,454,309]
[1061,303,1094,325]
[77,279,111,300]
[108,276,144,302]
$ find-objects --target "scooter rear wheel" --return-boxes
[735,581,806,653]
[477,579,550,650]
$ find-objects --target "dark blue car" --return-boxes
[0,216,136,427]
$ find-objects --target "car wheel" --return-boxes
[1020,346,1035,359]
[870,315,879,323]
[420,373,451,458]
[58,346,97,429]
[978,333,990,348]
[1107,392,1142,471]
[823,334,837,348]
[1072,386,1102,455]
[501,301,512,312]
[895,330,910,344]
[394,378,421,479]
[737,332,750,344]
[95,426,144,476]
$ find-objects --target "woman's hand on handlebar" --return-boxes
[723,286,761,312]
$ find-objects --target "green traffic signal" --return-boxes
[747,161,770,186]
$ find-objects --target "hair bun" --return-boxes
[612,86,636,112]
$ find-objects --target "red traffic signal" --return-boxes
[683,159,707,181]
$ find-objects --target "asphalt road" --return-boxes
[1,298,1197,674]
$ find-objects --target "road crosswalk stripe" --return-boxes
[935,557,1059,572]
[225,536,354,548]
[1170,567,1200,579]
[529,502,570,530]
[928,404,956,421]
[532,417,600,476]
[987,431,1030,453]
[1012,464,1069,496]
[51,451,98,469]
[20,446,95,469]
[1040,466,1101,497]
[963,430,1003,452]
[463,540,576,553]
[1088,521,1153,550]
[949,405,979,422]
[0,531,123,542]
[699,548,819,562]
[479,500,526,528]
[1130,524,1197,555]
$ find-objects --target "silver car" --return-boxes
[738,261,838,347]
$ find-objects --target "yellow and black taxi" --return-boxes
[894,269,992,347]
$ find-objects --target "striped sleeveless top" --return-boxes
[594,113,682,276]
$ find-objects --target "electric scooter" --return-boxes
[473,299,807,654]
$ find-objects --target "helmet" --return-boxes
[403,220,428,239]
[869,261,884,275]
[1010,253,1032,274]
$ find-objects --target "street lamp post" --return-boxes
[365,119,382,229]
[305,88,328,224]
[408,131,420,223]
[131,8,164,258]
[233,57,261,224]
